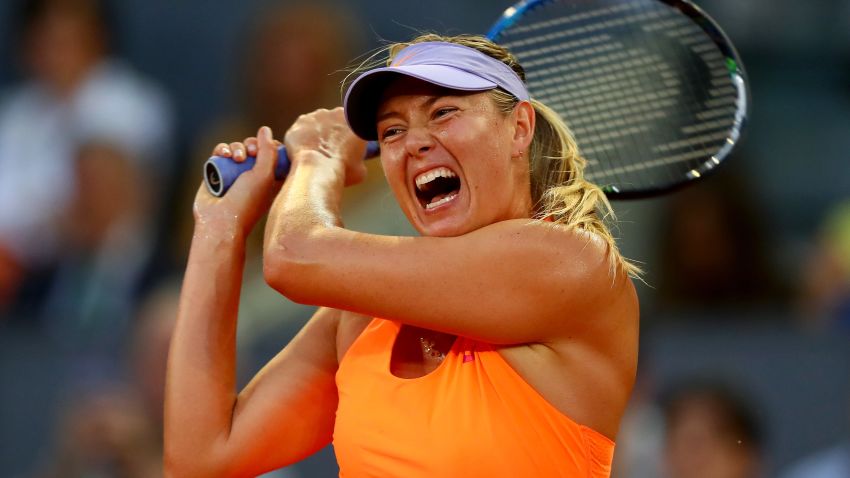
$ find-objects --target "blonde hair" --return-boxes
[352,33,640,277]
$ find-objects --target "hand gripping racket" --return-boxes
[204,141,379,197]
[205,0,747,199]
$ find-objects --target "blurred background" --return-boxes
[0,0,848,476]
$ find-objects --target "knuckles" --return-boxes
[293,107,344,126]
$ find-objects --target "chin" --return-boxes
[408,198,478,237]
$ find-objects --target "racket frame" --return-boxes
[486,0,749,199]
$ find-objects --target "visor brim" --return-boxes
[344,65,498,141]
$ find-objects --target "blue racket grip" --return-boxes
[204,141,380,197]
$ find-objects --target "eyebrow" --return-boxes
[376,96,443,123]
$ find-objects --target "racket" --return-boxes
[206,0,747,199]
[204,142,379,197]
[487,0,747,198]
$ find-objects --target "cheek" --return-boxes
[443,116,510,163]
[379,155,408,197]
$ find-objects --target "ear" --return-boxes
[511,100,535,157]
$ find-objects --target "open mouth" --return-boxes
[414,167,461,211]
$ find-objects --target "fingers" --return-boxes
[255,126,277,175]
[229,142,248,162]
[211,140,261,164]
[213,143,231,157]
[244,137,259,157]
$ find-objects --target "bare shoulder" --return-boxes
[530,221,639,336]
[498,226,639,439]
[571,226,639,321]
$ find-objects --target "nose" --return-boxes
[403,126,435,158]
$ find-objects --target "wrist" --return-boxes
[292,150,345,177]
[192,219,247,247]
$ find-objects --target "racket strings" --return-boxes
[622,0,671,190]
[648,0,706,186]
[492,0,742,196]
[664,17,736,180]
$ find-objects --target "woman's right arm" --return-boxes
[164,127,341,477]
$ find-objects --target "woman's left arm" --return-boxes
[264,108,635,345]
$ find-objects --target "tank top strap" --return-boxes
[339,318,398,369]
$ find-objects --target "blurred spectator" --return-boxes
[37,385,162,478]
[175,1,361,255]
[225,1,359,137]
[0,247,24,309]
[37,140,159,352]
[662,381,764,478]
[34,280,177,477]
[778,394,850,478]
[0,0,173,315]
[780,440,850,478]
[798,199,850,331]
[653,170,785,314]
[129,280,180,440]
[612,366,664,478]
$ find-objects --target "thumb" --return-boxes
[255,126,277,176]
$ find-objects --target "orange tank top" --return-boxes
[333,319,615,477]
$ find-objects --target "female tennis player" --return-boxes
[165,34,639,477]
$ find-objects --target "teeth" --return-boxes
[415,167,457,190]
[425,193,458,210]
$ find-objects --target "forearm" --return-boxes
[164,225,246,474]
[263,152,347,291]
[267,151,345,234]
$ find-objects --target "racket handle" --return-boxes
[204,141,380,197]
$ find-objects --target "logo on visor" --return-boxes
[392,52,419,66]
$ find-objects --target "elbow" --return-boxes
[263,249,297,299]
[263,232,321,305]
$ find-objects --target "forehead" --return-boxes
[376,76,489,116]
